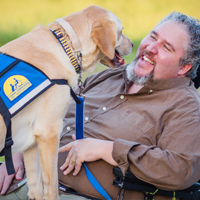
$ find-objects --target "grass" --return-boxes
[0,0,200,161]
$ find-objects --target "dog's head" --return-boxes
[53,5,133,71]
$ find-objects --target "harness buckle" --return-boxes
[76,52,82,74]
[76,52,84,97]
[78,74,84,97]
[77,52,82,69]
[5,137,14,148]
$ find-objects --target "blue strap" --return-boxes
[75,96,84,139]
[83,163,112,200]
[75,96,111,200]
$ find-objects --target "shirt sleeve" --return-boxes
[112,108,200,191]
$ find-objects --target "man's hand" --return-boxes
[59,134,117,176]
[0,153,24,195]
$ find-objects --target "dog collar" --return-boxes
[55,18,81,52]
[50,29,82,74]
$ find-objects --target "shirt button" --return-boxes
[103,107,106,111]
[149,89,153,93]
[85,117,89,121]
[67,126,70,131]
[120,95,124,99]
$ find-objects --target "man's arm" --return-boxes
[0,153,24,195]
[112,119,200,191]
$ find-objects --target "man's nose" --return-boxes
[146,42,158,55]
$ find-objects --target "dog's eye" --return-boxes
[118,30,122,39]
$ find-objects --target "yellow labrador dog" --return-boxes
[0,5,132,200]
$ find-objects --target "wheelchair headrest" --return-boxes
[192,65,200,89]
[192,50,200,89]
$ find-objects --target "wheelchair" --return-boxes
[113,167,200,200]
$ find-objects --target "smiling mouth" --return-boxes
[110,50,125,67]
[142,55,155,65]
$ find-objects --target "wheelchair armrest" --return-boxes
[113,167,200,200]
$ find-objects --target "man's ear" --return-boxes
[91,17,116,59]
[178,64,192,76]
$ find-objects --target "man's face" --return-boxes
[127,21,189,83]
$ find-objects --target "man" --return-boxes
[1,11,200,200]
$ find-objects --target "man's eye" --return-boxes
[164,45,170,51]
[150,35,156,40]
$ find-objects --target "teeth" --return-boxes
[143,56,154,65]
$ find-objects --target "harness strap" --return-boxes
[0,97,15,175]
[71,89,81,105]
[51,79,80,104]
[51,79,68,85]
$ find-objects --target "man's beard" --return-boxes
[126,52,155,85]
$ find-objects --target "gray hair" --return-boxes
[156,12,200,79]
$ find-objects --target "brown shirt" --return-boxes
[58,66,200,200]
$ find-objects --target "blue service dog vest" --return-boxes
[0,52,75,175]
[0,53,53,116]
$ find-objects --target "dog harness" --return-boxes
[0,52,81,175]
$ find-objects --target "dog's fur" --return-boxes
[0,5,132,200]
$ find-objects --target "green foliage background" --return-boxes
[0,0,200,161]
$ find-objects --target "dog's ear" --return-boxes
[91,17,116,59]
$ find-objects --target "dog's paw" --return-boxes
[28,190,43,200]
